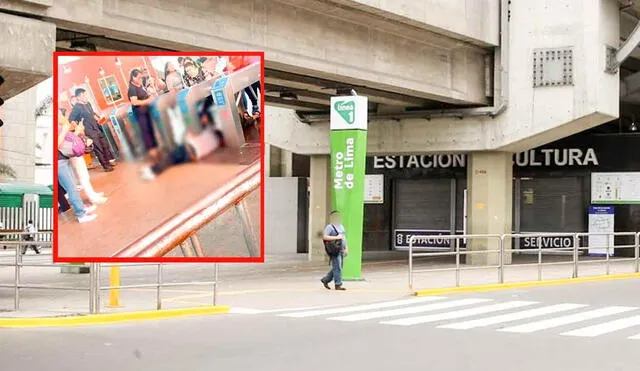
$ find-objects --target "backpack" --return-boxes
[323,224,343,257]
[59,132,86,157]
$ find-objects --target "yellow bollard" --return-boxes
[107,266,122,308]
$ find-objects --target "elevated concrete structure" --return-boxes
[0,0,491,109]
[0,12,55,100]
[267,0,621,155]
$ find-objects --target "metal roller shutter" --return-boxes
[394,179,452,230]
[519,177,584,233]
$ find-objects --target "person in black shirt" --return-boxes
[69,89,115,172]
[128,69,159,159]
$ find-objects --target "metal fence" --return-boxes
[0,232,219,314]
[408,231,640,290]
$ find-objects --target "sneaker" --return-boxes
[77,213,97,223]
[85,205,97,214]
[91,196,108,204]
[140,166,156,181]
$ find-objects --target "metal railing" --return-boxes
[0,232,220,314]
[112,161,260,258]
[408,231,640,290]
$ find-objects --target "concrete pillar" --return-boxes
[264,143,271,178]
[1,88,38,182]
[467,151,513,266]
[308,155,330,262]
[281,149,293,177]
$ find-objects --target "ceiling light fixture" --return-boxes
[69,39,97,52]
[115,57,121,66]
[336,87,352,96]
[99,67,105,76]
[280,91,298,101]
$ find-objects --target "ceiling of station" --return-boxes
[55,29,471,121]
[55,27,640,134]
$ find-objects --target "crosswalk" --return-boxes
[275,296,640,340]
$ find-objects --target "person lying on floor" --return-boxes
[139,102,223,181]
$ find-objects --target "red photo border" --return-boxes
[53,51,265,263]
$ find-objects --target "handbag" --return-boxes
[82,136,94,154]
[59,132,86,158]
[323,224,343,257]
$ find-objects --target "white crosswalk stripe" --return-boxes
[499,306,637,333]
[278,297,445,318]
[272,296,640,341]
[561,315,640,337]
[381,301,537,326]
[439,303,588,330]
[327,298,492,322]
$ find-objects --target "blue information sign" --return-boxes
[213,89,226,106]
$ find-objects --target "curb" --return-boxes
[414,273,640,296]
[0,306,229,328]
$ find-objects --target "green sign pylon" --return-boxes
[329,95,368,280]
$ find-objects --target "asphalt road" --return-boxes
[2,279,640,371]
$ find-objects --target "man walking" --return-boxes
[69,89,115,172]
[22,219,40,255]
[321,210,348,291]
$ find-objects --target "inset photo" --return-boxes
[54,52,263,262]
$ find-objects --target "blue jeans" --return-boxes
[322,252,343,286]
[58,160,87,218]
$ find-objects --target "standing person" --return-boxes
[164,62,185,92]
[0,220,5,250]
[321,210,349,291]
[69,89,115,172]
[226,55,261,114]
[69,118,108,205]
[58,182,71,213]
[128,68,159,160]
[58,113,98,224]
[21,219,40,255]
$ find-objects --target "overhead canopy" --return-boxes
[0,183,54,208]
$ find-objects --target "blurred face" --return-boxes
[76,92,87,103]
[329,212,341,224]
[142,69,149,77]
[133,72,143,85]
[69,96,77,106]
[167,63,176,73]
[185,64,198,77]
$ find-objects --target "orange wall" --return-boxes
[57,56,159,116]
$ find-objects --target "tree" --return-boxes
[0,162,16,179]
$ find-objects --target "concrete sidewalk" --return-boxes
[1,250,638,317]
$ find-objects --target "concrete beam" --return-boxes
[317,0,500,47]
[0,13,55,100]
[0,0,490,106]
[267,0,620,155]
